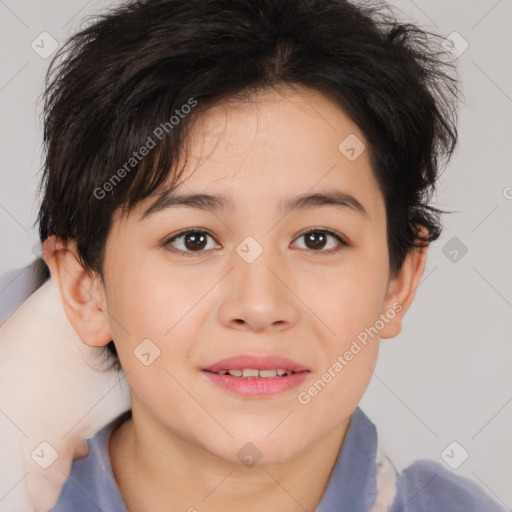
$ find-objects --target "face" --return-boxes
[97,84,397,464]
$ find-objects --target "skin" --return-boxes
[43,84,428,511]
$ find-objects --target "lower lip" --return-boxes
[202,370,309,397]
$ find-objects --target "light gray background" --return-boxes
[0,0,510,508]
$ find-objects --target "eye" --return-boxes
[163,229,220,256]
[292,228,348,253]
[163,227,349,257]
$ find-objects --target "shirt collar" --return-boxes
[314,406,378,512]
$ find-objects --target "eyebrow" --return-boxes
[140,188,368,220]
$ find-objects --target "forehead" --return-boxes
[185,84,366,177]
[133,84,385,224]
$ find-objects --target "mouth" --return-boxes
[201,354,310,397]
[202,354,309,374]
[204,368,297,378]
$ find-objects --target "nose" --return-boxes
[217,245,300,333]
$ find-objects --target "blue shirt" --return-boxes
[48,406,507,512]
[1,260,508,512]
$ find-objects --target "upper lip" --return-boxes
[202,355,310,373]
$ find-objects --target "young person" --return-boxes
[4,0,507,510]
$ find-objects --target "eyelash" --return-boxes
[162,227,349,257]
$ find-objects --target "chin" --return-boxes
[232,436,304,467]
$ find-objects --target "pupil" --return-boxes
[182,231,327,251]
[305,231,326,250]
[185,232,207,251]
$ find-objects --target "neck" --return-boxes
[109,395,350,512]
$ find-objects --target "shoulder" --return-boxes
[390,458,508,512]
[49,411,131,512]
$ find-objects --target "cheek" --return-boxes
[106,291,192,419]
[109,265,201,338]
[105,270,201,391]
[320,249,388,400]
[308,251,389,344]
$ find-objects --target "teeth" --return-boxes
[218,368,294,378]
[258,369,277,378]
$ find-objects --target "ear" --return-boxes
[41,235,112,348]
[379,226,429,340]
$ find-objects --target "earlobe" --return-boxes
[41,235,112,347]
[379,227,430,340]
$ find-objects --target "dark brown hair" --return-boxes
[35,0,459,369]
